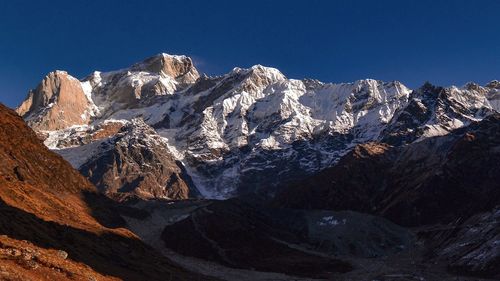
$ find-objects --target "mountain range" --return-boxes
[1,53,498,280]
[15,53,500,200]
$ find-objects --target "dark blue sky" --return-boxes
[1,0,499,108]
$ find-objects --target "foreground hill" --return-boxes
[0,103,212,280]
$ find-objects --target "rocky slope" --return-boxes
[422,207,500,278]
[56,119,198,200]
[381,82,497,145]
[0,103,212,281]
[275,113,500,226]
[274,114,500,278]
[116,193,498,280]
[117,197,417,280]
[16,53,500,199]
[161,199,354,279]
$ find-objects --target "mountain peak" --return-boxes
[231,64,284,76]
[486,80,500,89]
[130,53,200,83]
[229,64,286,88]
[16,70,93,131]
[464,81,482,90]
[415,81,443,97]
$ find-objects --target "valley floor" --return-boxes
[161,239,499,281]
[120,199,499,281]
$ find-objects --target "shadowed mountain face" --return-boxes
[421,207,500,278]
[275,114,500,227]
[141,198,417,280]
[161,199,353,278]
[0,103,213,281]
[57,119,198,201]
[273,114,500,279]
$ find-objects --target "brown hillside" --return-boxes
[0,103,213,281]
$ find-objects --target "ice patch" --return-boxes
[317,216,347,226]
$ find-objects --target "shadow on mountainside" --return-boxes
[161,198,355,279]
[81,191,150,229]
[0,197,211,281]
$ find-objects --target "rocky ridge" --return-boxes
[58,118,197,200]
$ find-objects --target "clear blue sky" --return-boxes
[1,0,499,108]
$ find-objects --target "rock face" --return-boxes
[422,207,500,278]
[16,71,95,131]
[0,103,211,281]
[130,53,200,85]
[273,142,395,210]
[57,119,197,200]
[17,53,500,199]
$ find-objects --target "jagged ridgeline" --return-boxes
[16,53,500,200]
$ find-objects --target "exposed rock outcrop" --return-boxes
[58,119,198,200]
[16,71,94,131]
[130,53,200,85]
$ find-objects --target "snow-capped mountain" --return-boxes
[16,53,500,199]
[381,82,499,145]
